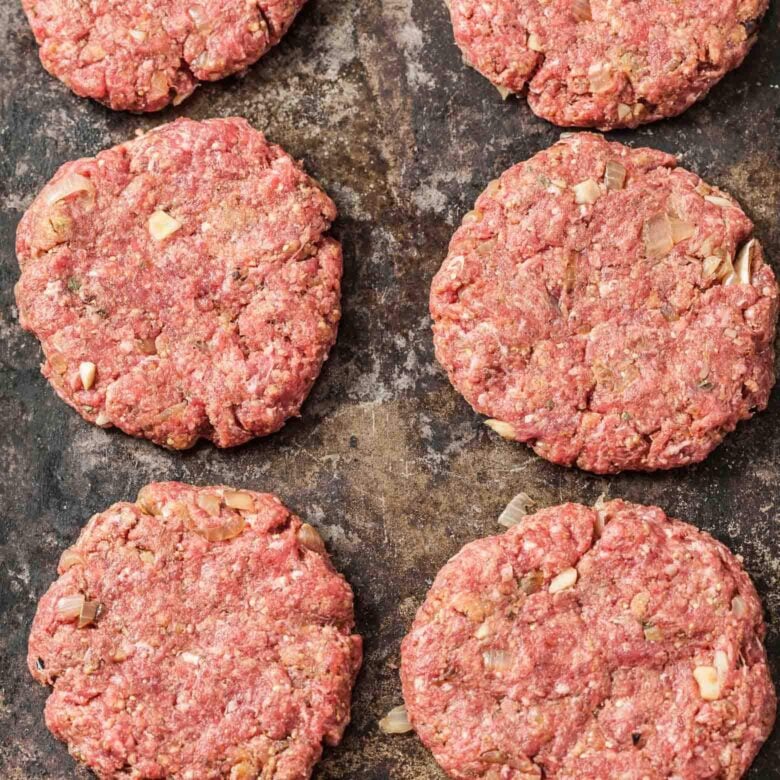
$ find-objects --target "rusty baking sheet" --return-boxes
[1,0,778,777]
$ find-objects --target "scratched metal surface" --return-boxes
[1,1,779,777]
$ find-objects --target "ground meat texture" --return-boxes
[22,0,307,112]
[15,117,342,450]
[28,482,362,780]
[448,0,767,129]
[401,500,776,780]
[430,133,778,474]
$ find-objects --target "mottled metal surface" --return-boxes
[1,1,779,777]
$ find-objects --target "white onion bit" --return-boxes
[59,548,85,572]
[485,419,516,440]
[549,567,578,594]
[573,178,601,204]
[643,213,673,258]
[379,705,413,734]
[731,594,747,617]
[148,209,181,240]
[45,173,95,206]
[223,490,255,512]
[733,239,758,285]
[604,160,626,191]
[483,649,512,672]
[669,217,695,244]
[79,361,96,390]
[56,594,85,621]
[499,493,534,528]
[693,665,721,701]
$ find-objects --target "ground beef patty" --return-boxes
[430,134,777,474]
[15,117,342,449]
[448,0,767,129]
[22,0,306,112]
[28,482,362,779]
[401,499,776,779]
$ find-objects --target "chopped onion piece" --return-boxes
[223,490,255,512]
[572,0,592,21]
[704,194,733,209]
[527,33,544,52]
[56,594,85,621]
[485,419,516,439]
[693,665,721,700]
[669,218,695,244]
[702,254,729,280]
[499,492,534,528]
[733,238,758,284]
[495,84,511,100]
[196,493,221,516]
[587,63,612,93]
[617,103,632,122]
[199,515,246,542]
[731,594,747,617]
[573,178,600,204]
[79,361,96,390]
[59,548,85,572]
[549,567,577,594]
[643,213,673,259]
[714,649,729,680]
[604,160,626,191]
[45,173,95,206]
[78,599,101,628]
[148,209,181,240]
[483,649,512,671]
[379,705,413,734]
[129,29,146,42]
[298,523,326,554]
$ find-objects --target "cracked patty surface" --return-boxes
[400,500,776,780]
[448,0,767,129]
[22,0,306,111]
[430,134,777,474]
[15,117,342,450]
[28,482,363,780]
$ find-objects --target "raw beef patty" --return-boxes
[430,133,777,473]
[448,0,767,128]
[28,481,362,779]
[401,499,776,779]
[22,0,308,111]
[16,117,342,449]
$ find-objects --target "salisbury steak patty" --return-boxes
[28,482,362,779]
[22,0,307,111]
[16,117,342,449]
[401,500,776,779]
[430,134,777,473]
[448,0,767,129]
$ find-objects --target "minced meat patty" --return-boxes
[448,0,768,129]
[401,499,776,779]
[28,482,362,779]
[15,117,342,450]
[430,133,778,474]
[22,0,307,111]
